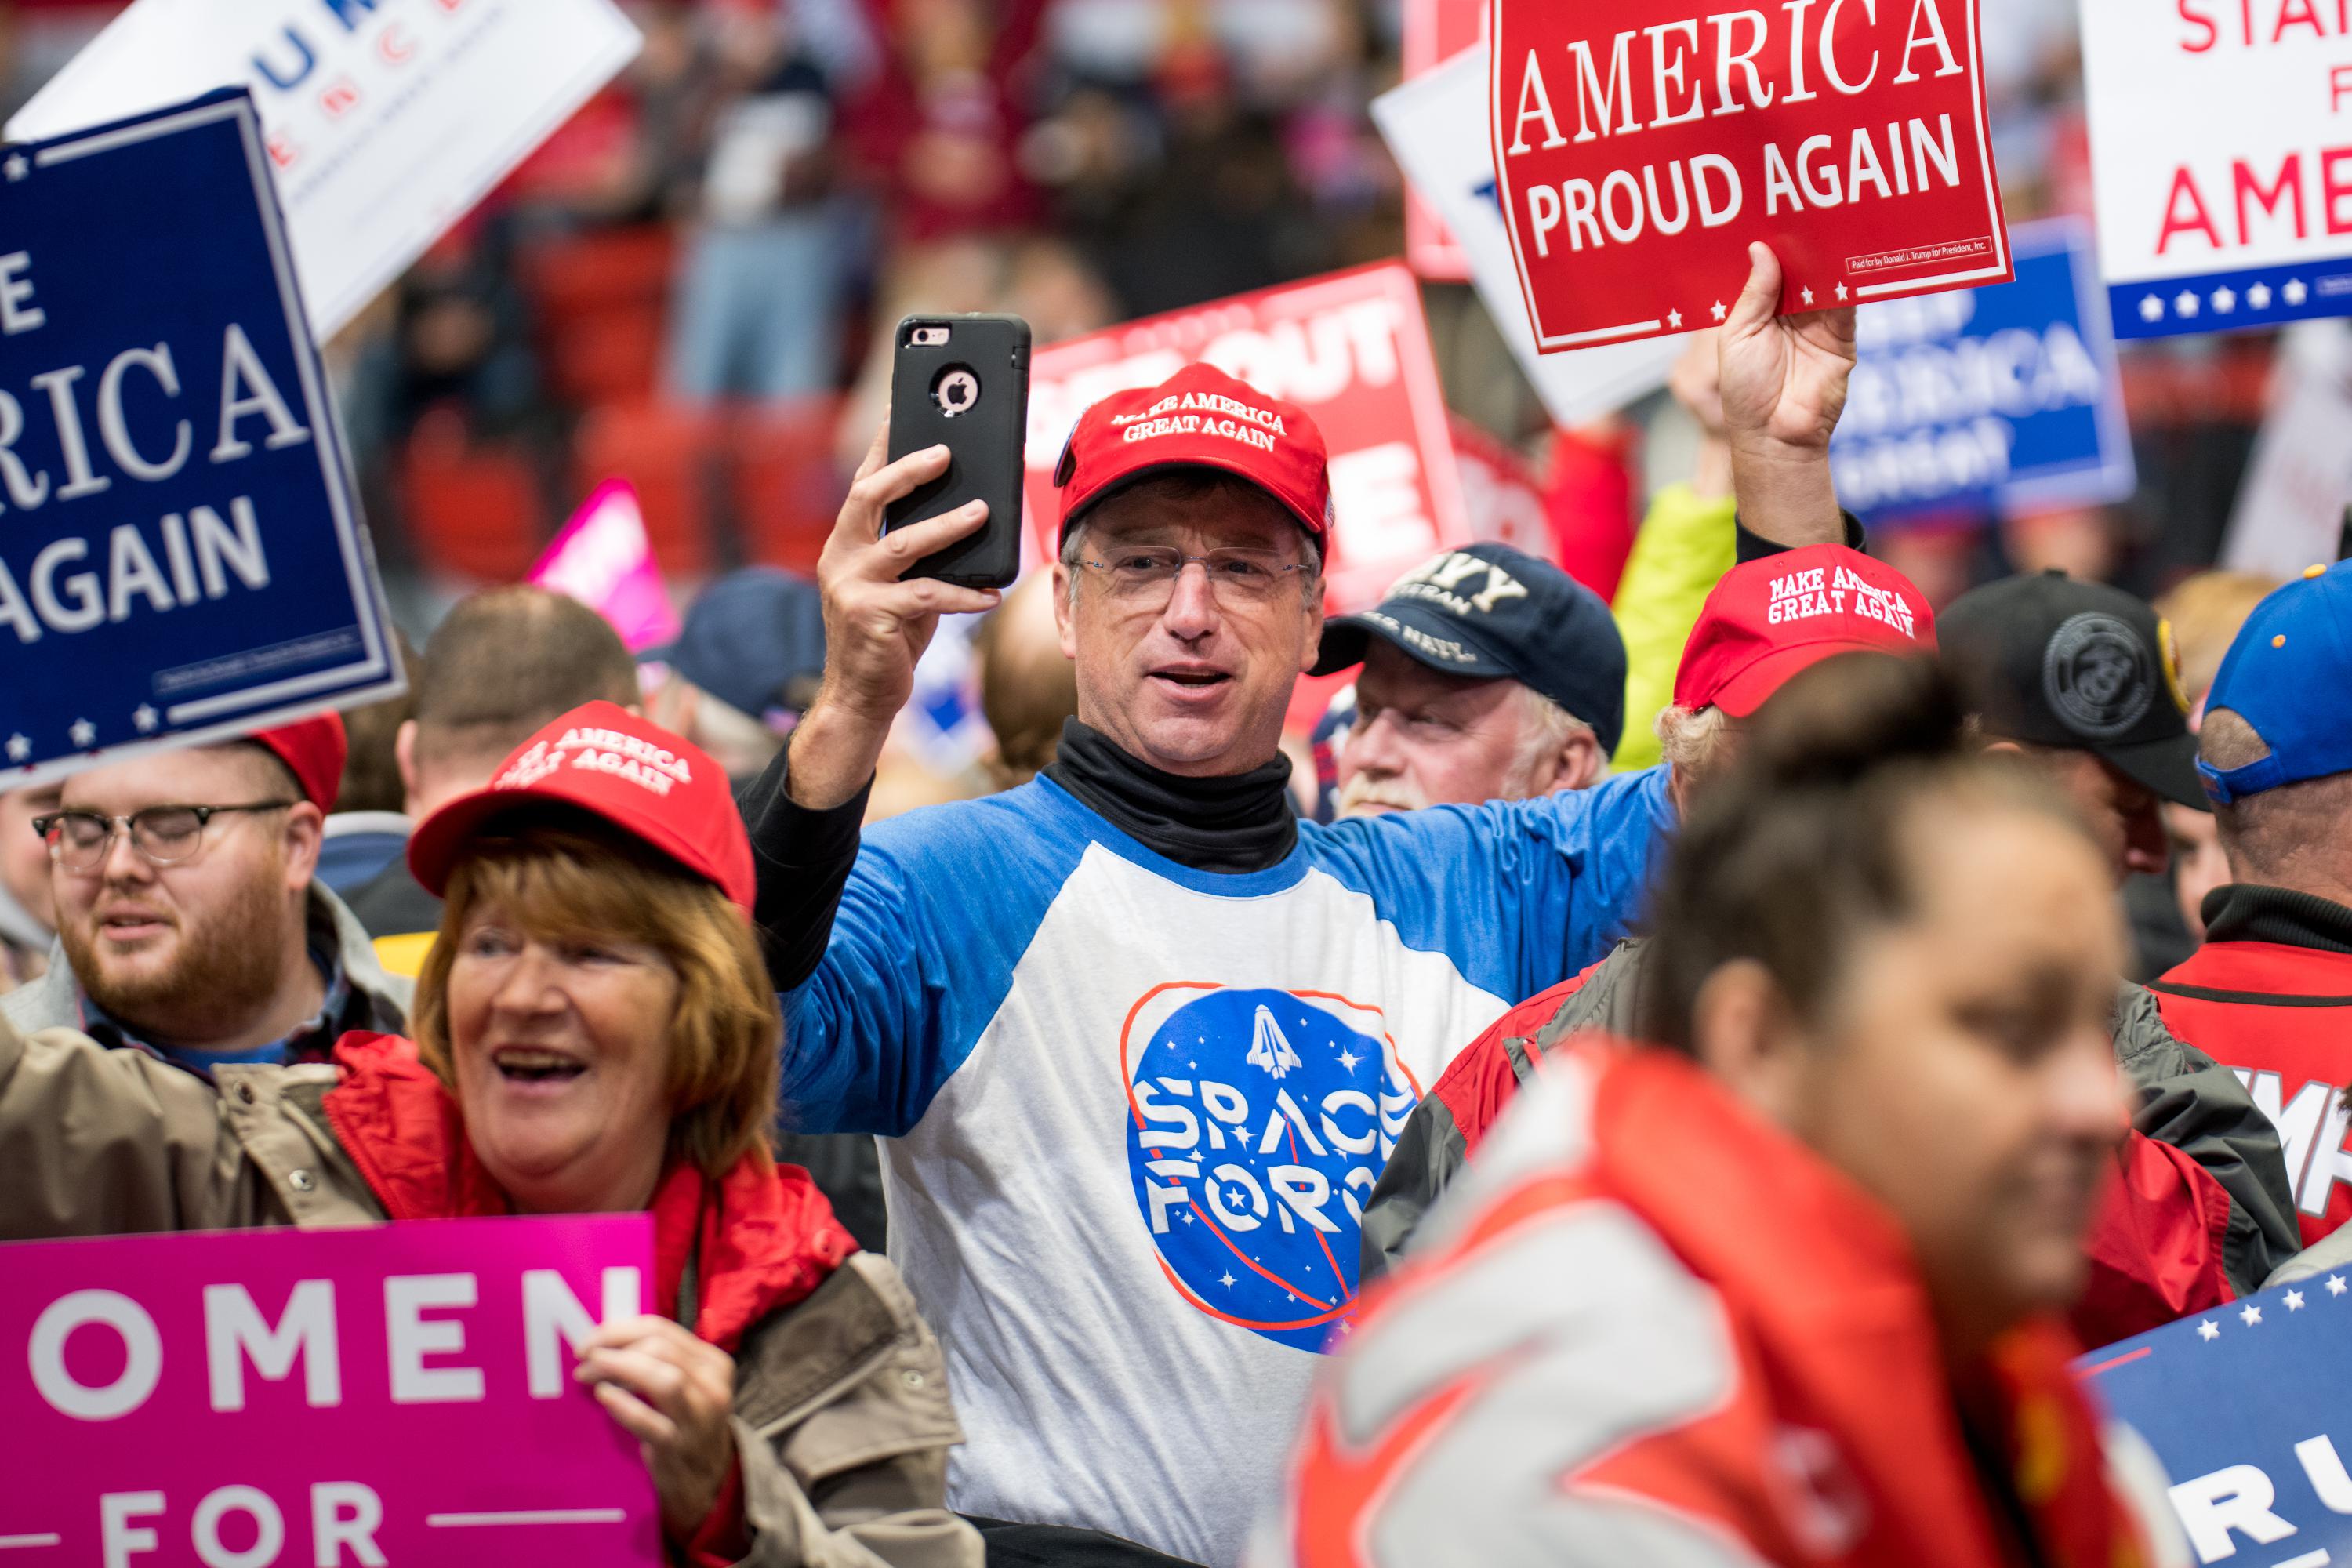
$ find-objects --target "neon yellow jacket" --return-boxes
[1610,482,1737,772]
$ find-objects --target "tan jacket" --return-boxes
[0,1011,981,1568]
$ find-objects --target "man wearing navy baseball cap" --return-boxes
[1312,543,1627,818]
[2141,562,2352,1269]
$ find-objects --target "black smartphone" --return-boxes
[884,313,1032,590]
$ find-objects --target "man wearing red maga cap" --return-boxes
[2,712,412,1079]
[737,250,1857,1563]
[407,700,756,911]
[1357,542,1939,1285]
[1362,543,2293,1357]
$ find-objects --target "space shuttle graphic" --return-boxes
[1247,1005,1303,1080]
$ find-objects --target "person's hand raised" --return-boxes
[818,423,1003,724]
[1668,328,1729,441]
[1715,242,1857,545]
[1668,328,1734,502]
[790,423,1003,809]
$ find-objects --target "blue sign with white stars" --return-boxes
[0,87,398,788]
[2081,1271,2352,1565]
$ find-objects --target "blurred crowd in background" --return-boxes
[0,0,2288,789]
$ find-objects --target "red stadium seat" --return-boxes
[520,227,676,407]
[729,398,849,575]
[396,409,546,583]
[571,401,720,577]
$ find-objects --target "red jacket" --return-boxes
[1359,942,2300,1347]
[2149,884,2352,1250]
[1269,1044,2158,1568]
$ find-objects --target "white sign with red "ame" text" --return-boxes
[2082,0,2352,338]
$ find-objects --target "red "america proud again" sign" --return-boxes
[1489,0,2012,349]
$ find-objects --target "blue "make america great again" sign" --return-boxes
[0,86,399,788]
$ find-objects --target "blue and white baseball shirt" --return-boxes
[779,764,1672,1566]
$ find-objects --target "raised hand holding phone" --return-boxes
[883,314,1033,589]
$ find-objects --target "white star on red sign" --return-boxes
[1709,300,1726,322]
[1799,286,1815,307]
[1666,308,1682,329]
[1835,282,1849,303]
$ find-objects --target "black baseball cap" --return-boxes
[1311,543,1628,755]
[1938,570,2202,809]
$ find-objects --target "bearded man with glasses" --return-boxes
[2,716,410,1080]
[741,251,1857,1566]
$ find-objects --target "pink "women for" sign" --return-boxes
[0,1215,661,1566]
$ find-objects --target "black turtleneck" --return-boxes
[740,717,1300,991]
[1043,719,1298,875]
[2200,884,2352,955]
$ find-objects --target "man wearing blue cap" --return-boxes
[644,566,826,786]
[2145,562,2352,1261]
[1312,543,1627,818]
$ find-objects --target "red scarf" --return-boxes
[322,1033,855,1351]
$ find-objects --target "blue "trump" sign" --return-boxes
[2083,1272,2352,1565]
[1831,220,2136,524]
[0,88,398,786]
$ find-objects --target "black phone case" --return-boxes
[884,314,1032,590]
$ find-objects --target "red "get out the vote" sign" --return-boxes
[1490,0,2012,349]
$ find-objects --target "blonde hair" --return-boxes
[2154,570,2282,702]
[412,813,780,1176]
[1656,703,1735,776]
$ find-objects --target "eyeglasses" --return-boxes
[33,802,298,872]
[1076,545,1312,607]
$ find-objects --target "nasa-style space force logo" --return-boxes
[2043,612,2154,740]
[1123,985,1419,1352]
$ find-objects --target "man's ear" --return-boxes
[1667,761,1695,817]
[394,720,419,808]
[1053,563,1078,659]
[651,676,699,739]
[1539,728,1609,795]
[1689,958,1808,1128]
[1298,586,1326,677]
[281,803,325,892]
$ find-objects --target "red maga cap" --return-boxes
[407,701,755,912]
[251,713,347,815]
[1675,545,1937,717]
[1053,363,1332,548]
